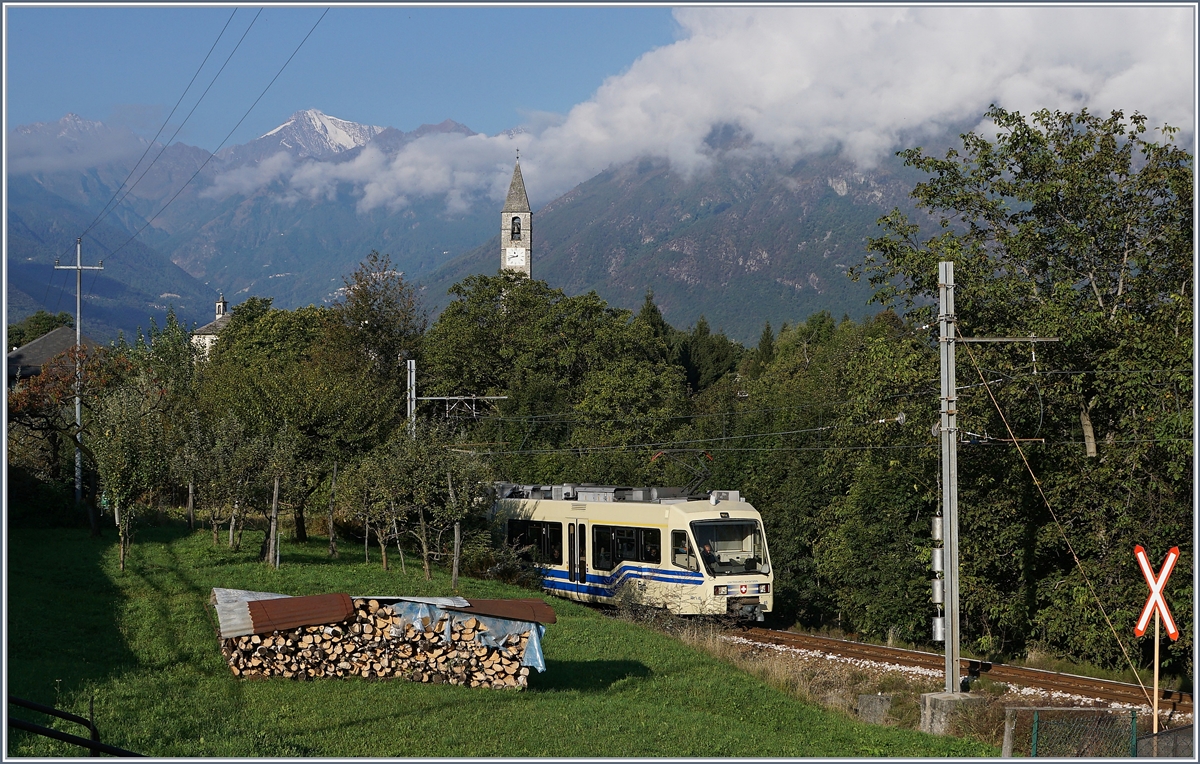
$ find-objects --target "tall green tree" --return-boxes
[854,106,1192,671]
[332,250,426,384]
[426,272,688,485]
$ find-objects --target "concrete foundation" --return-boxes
[919,692,987,735]
[857,693,893,725]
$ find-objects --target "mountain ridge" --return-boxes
[8,108,933,343]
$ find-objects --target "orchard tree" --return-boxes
[90,370,170,571]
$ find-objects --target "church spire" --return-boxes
[504,159,530,213]
[501,159,532,276]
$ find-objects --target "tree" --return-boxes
[425,272,690,485]
[675,316,743,393]
[90,368,170,571]
[8,344,121,533]
[741,322,775,379]
[332,251,426,383]
[128,310,201,530]
[358,422,493,580]
[633,289,678,358]
[7,310,73,350]
[854,106,1192,671]
[199,297,397,546]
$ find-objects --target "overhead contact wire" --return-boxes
[957,327,1153,707]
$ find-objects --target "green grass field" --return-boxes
[6,524,997,757]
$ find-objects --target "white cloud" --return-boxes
[201,151,296,198]
[211,6,1195,210]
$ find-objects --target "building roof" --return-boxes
[194,313,232,336]
[7,326,97,380]
[503,160,530,213]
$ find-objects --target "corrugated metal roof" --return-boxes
[247,593,354,635]
[212,588,292,638]
[211,588,290,607]
[212,589,352,639]
[445,598,557,624]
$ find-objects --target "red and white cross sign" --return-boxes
[1133,545,1179,641]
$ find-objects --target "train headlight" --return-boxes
[714,585,728,596]
[759,583,770,594]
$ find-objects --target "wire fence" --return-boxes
[1002,706,1139,758]
[1137,724,1194,758]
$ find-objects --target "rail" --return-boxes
[7,695,143,757]
[738,629,1193,715]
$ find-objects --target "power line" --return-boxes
[97,8,329,264]
[957,327,1154,708]
[468,442,936,456]
[80,9,242,242]
[467,364,1185,428]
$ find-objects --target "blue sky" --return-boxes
[5,5,1195,209]
[5,6,680,150]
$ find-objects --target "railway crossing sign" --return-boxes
[1133,545,1179,641]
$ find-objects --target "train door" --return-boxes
[567,520,588,593]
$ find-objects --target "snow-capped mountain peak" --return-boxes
[257,109,385,158]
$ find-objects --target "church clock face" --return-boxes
[505,247,526,267]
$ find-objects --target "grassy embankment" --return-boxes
[7,524,997,757]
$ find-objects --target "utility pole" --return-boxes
[54,238,103,509]
[407,359,417,439]
[937,261,961,694]
[933,261,1058,695]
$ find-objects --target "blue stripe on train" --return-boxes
[541,564,704,598]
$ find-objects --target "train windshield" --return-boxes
[690,520,769,576]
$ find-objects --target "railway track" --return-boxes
[738,628,1193,715]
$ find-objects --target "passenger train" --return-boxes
[492,483,773,620]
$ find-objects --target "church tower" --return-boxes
[501,159,532,277]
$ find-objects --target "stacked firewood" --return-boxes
[221,598,532,688]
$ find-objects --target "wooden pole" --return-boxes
[187,483,195,531]
[270,476,280,569]
[452,520,461,592]
[327,461,338,558]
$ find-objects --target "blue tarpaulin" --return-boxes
[383,600,547,672]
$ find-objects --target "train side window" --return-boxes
[614,527,638,563]
[593,525,614,571]
[672,530,698,572]
[544,522,563,565]
[640,528,661,564]
[578,523,586,579]
[507,519,532,559]
[506,520,562,564]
